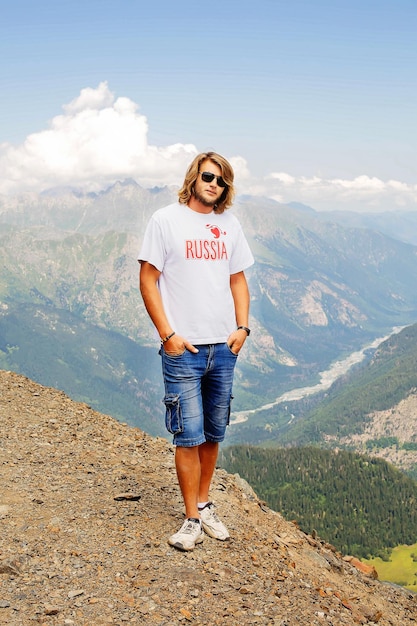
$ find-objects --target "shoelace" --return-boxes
[204,506,220,522]
[182,521,200,534]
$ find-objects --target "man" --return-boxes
[138,151,254,551]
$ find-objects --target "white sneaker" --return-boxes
[168,518,204,551]
[199,502,230,541]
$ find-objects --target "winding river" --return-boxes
[231,326,404,425]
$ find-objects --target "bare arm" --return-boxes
[227,271,250,353]
[139,261,198,353]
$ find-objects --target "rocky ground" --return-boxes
[1,370,416,626]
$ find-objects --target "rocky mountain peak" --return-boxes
[1,370,415,624]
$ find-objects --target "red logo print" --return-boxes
[206,224,227,239]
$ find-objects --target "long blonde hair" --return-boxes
[178,151,235,214]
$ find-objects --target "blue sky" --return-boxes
[1,0,416,211]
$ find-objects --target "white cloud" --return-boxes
[259,172,417,212]
[0,82,416,213]
[269,172,296,185]
[0,82,197,194]
[63,82,114,114]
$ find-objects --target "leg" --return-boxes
[198,441,219,503]
[169,445,205,551]
[161,348,207,519]
[161,348,209,551]
[175,445,201,520]
[197,440,230,541]
[175,442,219,518]
[196,344,237,541]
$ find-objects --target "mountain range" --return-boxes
[1,181,417,457]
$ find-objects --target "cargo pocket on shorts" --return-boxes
[163,393,183,434]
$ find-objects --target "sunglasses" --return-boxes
[200,171,227,188]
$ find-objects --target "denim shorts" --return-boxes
[160,343,238,447]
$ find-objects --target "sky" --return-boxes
[1,0,416,212]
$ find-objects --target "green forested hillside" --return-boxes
[219,445,417,558]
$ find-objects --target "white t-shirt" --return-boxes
[138,202,254,344]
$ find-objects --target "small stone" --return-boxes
[363,609,383,623]
[44,604,60,615]
[68,589,85,599]
[113,493,141,501]
[0,560,21,575]
[239,586,254,595]
[180,607,192,620]
[349,558,379,579]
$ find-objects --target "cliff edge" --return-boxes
[1,370,415,625]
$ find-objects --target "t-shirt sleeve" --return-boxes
[137,216,166,272]
[229,223,254,275]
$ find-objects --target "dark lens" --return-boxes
[201,171,227,187]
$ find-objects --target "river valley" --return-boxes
[231,326,404,425]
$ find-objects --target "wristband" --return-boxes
[237,326,251,336]
[161,331,175,343]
